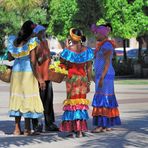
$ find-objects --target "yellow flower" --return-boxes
[49,60,68,75]
[49,65,54,69]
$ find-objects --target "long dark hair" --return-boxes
[16,20,35,45]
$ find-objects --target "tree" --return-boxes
[47,0,102,41]
[1,0,44,24]
[0,1,47,50]
[72,0,102,35]
[97,0,148,60]
[131,0,148,61]
[47,0,78,41]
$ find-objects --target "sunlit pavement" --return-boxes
[0,80,148,148]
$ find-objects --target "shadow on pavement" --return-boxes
[0,110,148,148]
[0,119,63,148]
[77,110,148,148]
[0,133,63,148]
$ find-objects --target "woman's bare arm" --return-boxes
[8,52,14,61]
[30,48,45,90]
[86,61,92,93]
[99,50,112,88]
[86,61,92,82]
[101,50,112,79]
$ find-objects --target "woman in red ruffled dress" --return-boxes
[59,28,94,137]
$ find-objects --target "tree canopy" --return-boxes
[47,0,102,40]
[97,0,148,39]
[96,0,148,60]
[0,0,47,48]
[0,0,147,46]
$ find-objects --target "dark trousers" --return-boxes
[32,80,55,129]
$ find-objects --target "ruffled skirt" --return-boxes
[60,75,89,132]
[92,76,121,127]
[9,72,44,118]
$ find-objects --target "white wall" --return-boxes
[130,38,138,48]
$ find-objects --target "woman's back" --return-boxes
[8,36,38,72]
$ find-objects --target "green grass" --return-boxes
[115,79,148,85]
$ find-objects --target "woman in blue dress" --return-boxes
[91,24,121,132]
[8,20,44,136]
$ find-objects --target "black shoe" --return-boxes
[45,124,59,132]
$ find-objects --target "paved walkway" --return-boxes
[0,81,148,148]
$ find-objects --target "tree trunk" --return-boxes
[144,35,148,51]
[123,39,127,60]
[138,37,143,62]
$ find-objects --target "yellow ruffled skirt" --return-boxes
[9,72,44,118]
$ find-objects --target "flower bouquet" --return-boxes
[0,65,12,83]
[49,61,68,83]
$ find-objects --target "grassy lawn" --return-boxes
[115,79,148,85]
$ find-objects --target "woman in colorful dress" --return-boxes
[7,20,44,136]
[60,28,94,137]
[91,24,121,132]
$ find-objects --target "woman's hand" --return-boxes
[98,77,104,88]
[39,79,46,90]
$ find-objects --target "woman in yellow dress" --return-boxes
[7,20,44,136]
